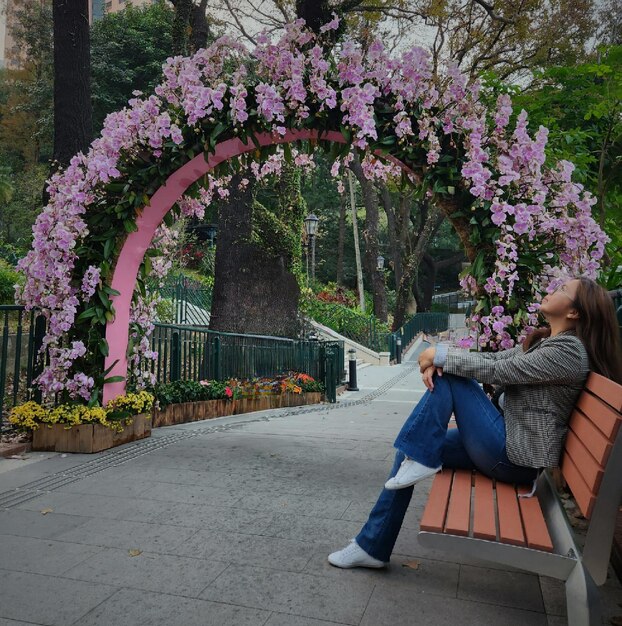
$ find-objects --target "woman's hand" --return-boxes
[418,347,436,373]
[422,365,443,391]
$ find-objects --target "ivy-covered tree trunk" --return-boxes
[209,167,305,338]
[52,0,91,169]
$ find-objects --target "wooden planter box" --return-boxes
[152,392,323,428]
[152,399,236,428]
[32,413,151,454]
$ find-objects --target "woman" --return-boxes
[328,277,622,569]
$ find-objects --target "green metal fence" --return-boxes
[301,298,390,353]
[390,312,451,362]
[156,275,212,325]
[150,323,344,402]
[0,306,46,429]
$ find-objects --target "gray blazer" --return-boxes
[439,332,590,468]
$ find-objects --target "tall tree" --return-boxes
[350,154,387,321]
[170,0,210,55]
[52,0,91,169]
[91,2,174,133]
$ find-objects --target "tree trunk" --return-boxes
[336,194,346,285]
[172,0,193,55]
[210,173,302,337]
[190,0,210,51]
[392,205,444,330]
[348,170,365,312]
[52,0,91,169]
[296,0,333,33]
[350,155,387,322]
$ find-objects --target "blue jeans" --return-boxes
[355,373,538,562]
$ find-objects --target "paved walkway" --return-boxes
[0,344,620,625]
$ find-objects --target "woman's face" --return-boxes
[540,279,580,321]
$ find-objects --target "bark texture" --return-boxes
[52,0,91,168]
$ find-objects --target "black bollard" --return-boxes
[347,348,359,391]
[396,337,402,364]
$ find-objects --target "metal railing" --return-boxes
[149,323,344,402]
[431,291,475,314]
[0,306,46,429]
[301,298,391,353]
[390,312,451,362]
[156,274,212,326]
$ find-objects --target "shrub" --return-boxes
[0,259,22,304]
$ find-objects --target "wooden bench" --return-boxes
[418,372,622,626]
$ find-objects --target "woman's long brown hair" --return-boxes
[524,278,622,384]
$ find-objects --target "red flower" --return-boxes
[225,387,233,398]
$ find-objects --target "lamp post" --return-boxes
[205,224,217,248]
[304,213,319,283]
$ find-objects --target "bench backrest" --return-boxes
[560,372,622,520]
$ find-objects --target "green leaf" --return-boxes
[103,375,125,384]
[104,238,114,259]
[77,308,98,322]
[98,338,109,357]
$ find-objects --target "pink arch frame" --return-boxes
[102,128,410,404]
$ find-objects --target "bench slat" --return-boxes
[473,474,496,541]
[561,453,597,519]
[420,471,453,533]
[496,482,526,546]
[518,496,554,552]
[586,371,622,412]
[568,408,613,467]
[576,391,622,441]
[444,470,472,536]
[564,430,604,493]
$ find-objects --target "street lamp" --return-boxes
[205,224,217,248]
[376,255,385,271]
[304,213,319,283]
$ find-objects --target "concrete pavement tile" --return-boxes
[260,513,362,545]
[53,475,156,498]
[152,501,274,533]
[16,490,174,523]
[53,517,195,553]
[265,614,350,626]
[540,574,622,622]
[0,619,41,625]
[0,534,102,576]
[201,564,374,625]
[458,564,544,612]
[303,549,460,598]
[238,493,351,519]
[73,587,270,626]
[359,584,548,626]
[140,481,242,507]
[62,548,229,596]
[0,508,91,540]
[0,569,117,626]
[546,617,567,626]
[176,529,314,572]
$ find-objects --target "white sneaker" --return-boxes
[328,540,387,569]
[384,458,441,490]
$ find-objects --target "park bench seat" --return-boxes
[418,372,622,626]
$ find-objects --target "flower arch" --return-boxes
[17,18,607,405]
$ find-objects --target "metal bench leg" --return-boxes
[565,563,602,626]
